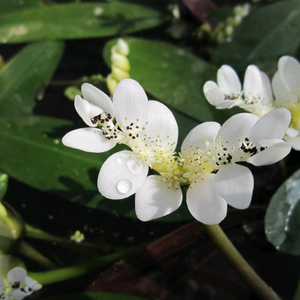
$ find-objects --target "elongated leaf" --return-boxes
[0,3,165,44]
[265,168,300,255]
[42,292,147,300]
[0,0,44,16]
[212,0,300,71]
[103,37,242,124]
[0,41,64,116]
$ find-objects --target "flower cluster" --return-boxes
[204,56,300,150]
[0,267,42,300]
[63,78,291,224]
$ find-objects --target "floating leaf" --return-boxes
[0,3,165,44]
[0,41,64,116]
[212,0,300,71]
[265,168,300,255]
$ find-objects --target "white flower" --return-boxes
[97,80,182,221]
[272,56,300,150]
[204,64,275,116]
[181,108,291,225]
[6,267,42,300]
[0,276,9,300]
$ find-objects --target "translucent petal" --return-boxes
[217,65,241,95]
[247,140,291,166]
[113,79,148,128]
[215,164,253,209]
[278,56,300,97]
[181,122,220,155]
[10,290,29,300]
[272,71,298,106]
[25,277,42,291]
[247,108,291,145]
[203,81,224,106]
[81,83,115,116]
[135,175,182,221]
[146,101,178,150]
[244,65,263,101]
[286,127,299,138]
[260,71,274,103]
[74,96,93,127]
[62,128,117,153]
[216,100,236,109]
[284,135,300,150]
[97,150,148,199]
[187,174,227,225]
[217,113,259,149]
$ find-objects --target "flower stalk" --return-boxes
[202,223,281,300]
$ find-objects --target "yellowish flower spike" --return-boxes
[107,39,131,95]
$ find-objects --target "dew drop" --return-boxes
[117,179,132,194]
[116,157,124,165]
[126,157,144,175]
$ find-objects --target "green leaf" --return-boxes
[0,41,64,116]
[0,172,8,201]
[103,37,242,124]
[0,3,165,44]
[265,168,300,255]
[42,292,148,300]
[0,0,44,16]
[0,115,112,209]
[212,0,300,71]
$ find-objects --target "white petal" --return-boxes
[97,150,148,199]
[203,81,224,106]
[217,113,259,149]
[216,100,236,109]
[135,175,182,221]
[284,135,300,150]
[181,122,220,155]
[272,71,298,106]
[244,65,263,101]
[247,140,291,166]
[10,290,29,300]
[187,174,227,225]
[215,164,253,209]
[7,267,26,288]
[247,108,291,145]
[81,83,115,116]
[278,56,300,97]
[62,128,117,153]
[217,65,241,95]
[260,71,274,103]
[25,277,42,291]
[286,127,299,138]
[74,95,97,127]
[113,79,148,128]
[0,276,6,294]
[145,101,178,150]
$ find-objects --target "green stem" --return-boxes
[25,224,112,250]
[28,244,144,285]
[19,241,57,270]
[293,277,300,300]
[202,224,281,300]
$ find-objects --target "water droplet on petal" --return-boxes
[117,179,132,194]
[116,157,124,165]
[126,157,144,175]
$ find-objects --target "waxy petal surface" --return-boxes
[217,65,241,95]
[135,175,182,221]
[113,79,148,128]
[203,81,224,106]
[98,150,148,199]
[62,128,117,153]
[187,174,227,225]
[215,164,253,209]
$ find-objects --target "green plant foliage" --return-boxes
[103,37,241,124]
[42,291,148,300]
[0,2,165,44]
[212,0,300,71]
[0,172,8,201]
[265,168,300,255]
[0,41,64,116]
